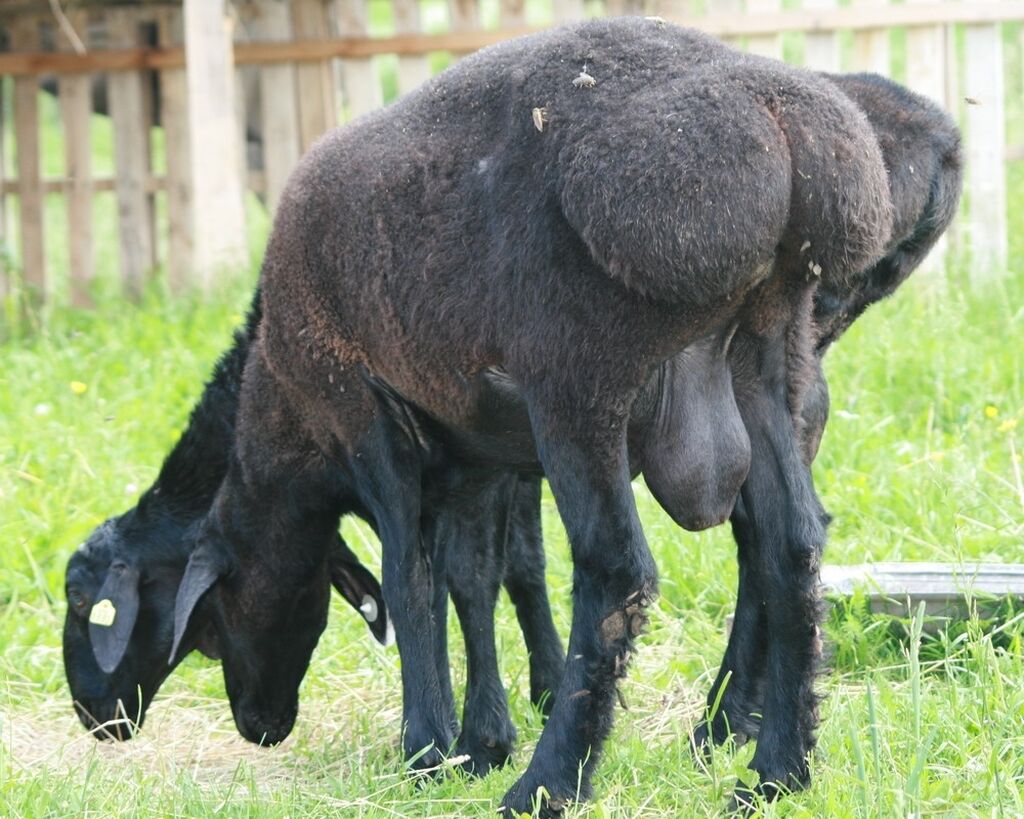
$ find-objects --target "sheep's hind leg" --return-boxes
[730,354,826,810]
[501,406,657,817]
[690,495,767,757]
[502,475,565,715]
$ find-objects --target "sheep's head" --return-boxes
[170,516,350,746]
[814,73,963,352]
[63,511,204,739]
[64,508,388,742]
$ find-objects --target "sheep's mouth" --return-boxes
[73,699,143,741]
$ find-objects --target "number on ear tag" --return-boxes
[89,598,117,627]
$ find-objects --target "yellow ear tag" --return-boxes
[89,599,117,627]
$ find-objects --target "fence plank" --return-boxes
[803,0,840,72]
[393,0,431,96]
[158,7,192,289]
[336,0,380,122]
[554,0,587,22]
[184,0,248,283]
[905,0,947,104]
[250,0,301,214]
[851,0,890,75]
[0,76,7,303]
[499,0,526,26]
[11,19,45,299]
[746,0,782,60]
[109,9,155,297]
[59,9,93,306]
[292,0,337,148]
[448,0,479,31]
[964,9,1008,277]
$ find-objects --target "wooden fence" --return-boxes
[0,0,1021,309]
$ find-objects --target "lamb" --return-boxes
[62,296,389,737]
[167,18,892,814]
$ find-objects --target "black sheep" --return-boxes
[62,297,389,737]
[169,19,892,813]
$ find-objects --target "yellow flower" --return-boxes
[928,451,945,462]
[998,418,1018,433]
[70,381,88,395]
[230,313,244,325]
[984,405,998,419]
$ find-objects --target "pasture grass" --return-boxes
[1,240,1022,817]
[1,28,1024,815]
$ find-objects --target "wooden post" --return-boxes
[746,0,782,61]
[851,0,891,75]
[448,0,480,31]
[715,0,743,48]
[499,0,526,26]
[803,0,840,72]
[250,0,301,214]
[964,6,1008,277]
[0,75,7,304]
[446,0,479,81]
[108,9,155,298]
[184,0,248,285]
[905,0,949,272]
[336,0,380,122]
[158,7,193,290]
[393,0,431,97]
[11,19,45,300]
[292,0,337,147]
[905,0,946,104]
[554,0,587,22]
[59,9,94,307]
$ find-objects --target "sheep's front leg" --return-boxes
[353,429,457,772]
[691,496,767,754]
[501,413,657,817]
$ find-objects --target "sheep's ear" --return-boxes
[329,537,391,646]
[88,561,141,674]
[169,545,225,665]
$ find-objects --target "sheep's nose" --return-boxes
[235,708,296,746]
[73,699,140,741]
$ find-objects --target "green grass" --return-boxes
[1,242,1022,817]
[2,13,1024,815]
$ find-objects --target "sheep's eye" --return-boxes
[67,589,89,612]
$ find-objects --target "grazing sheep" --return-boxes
[690,72,963,788]
[168,18,893,814]
[62,298,388,737]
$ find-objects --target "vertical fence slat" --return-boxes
[803,0,840,72]
[746,0,782,60]
[0,74,8,303]
[554,0,587,22]
[12,19,45,298]
[336,0,380,122]
[59,9,93,306]
[291,0,337,146]
[851,0,890,75]
[964,9,1008,277]
[108,9,154,297]
[499,0,526,26]
[158,7,193,290]
[448,0,480,31]
[393,0,431,97]
[250,0,301,214]
[184,0,248,283]
[905,0,947,104]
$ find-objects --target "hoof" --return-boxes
[453,732,514,777]
[501,776,573,818]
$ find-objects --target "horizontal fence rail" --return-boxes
[0,0,1019,309]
